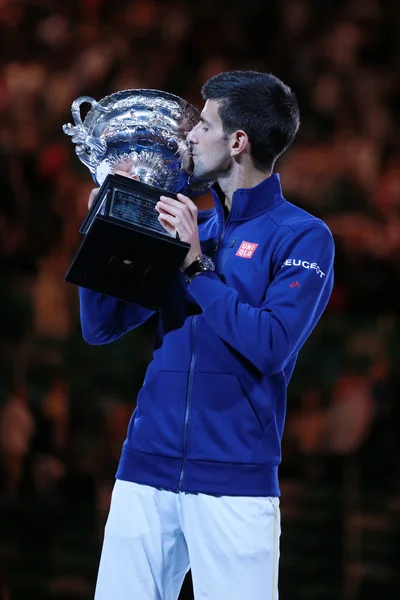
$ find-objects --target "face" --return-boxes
[186,100,232,180]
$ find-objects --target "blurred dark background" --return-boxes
[1,0,400,598]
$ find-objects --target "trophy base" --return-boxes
[66,173,191,308]
[65,215,190,309]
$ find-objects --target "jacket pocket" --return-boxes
[128,370,187,457]
[188,373,265,463]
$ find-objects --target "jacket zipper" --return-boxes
[211,206,232,259]
[178,202,230,490]
[178,313,198,490]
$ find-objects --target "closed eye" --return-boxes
[199,116,211,131]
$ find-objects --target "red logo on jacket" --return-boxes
[236,241,259,259]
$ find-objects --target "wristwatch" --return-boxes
[183,254,215,283]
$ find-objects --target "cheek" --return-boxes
[204,139,224,157]
[212,143,230,165]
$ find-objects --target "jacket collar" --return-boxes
[210,173,285,223]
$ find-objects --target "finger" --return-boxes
[158,214,177,236]
[177,193,198,217]
[156,200,184,216]
[159,196,185,210]
[157,198,193,225]
[88,188,99,209]
[157,202,193,233]
[158,212,190,236]
[158,213,177,226]
[159,196,197,228]
[176,193,192,204]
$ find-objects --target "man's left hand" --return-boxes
[156,193,202,270]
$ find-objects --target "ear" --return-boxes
[230,130,249,157]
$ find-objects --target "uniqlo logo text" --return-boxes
[236,241,259,258]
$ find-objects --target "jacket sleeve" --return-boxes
[79,287,155,345]
[187,223,334,374]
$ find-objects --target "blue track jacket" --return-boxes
[79,174,334,497]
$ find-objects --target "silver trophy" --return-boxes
[62,89,213,308]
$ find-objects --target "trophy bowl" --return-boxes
[63,88,213,195]
[62,89,214,308]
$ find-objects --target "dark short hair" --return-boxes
[201,70,300,171]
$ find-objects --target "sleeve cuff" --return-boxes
[187,270,227,310]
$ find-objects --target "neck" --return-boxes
[217,164,272,211]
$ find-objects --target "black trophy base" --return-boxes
[65,174,191,308]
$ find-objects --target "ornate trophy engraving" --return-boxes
[63,89,213,308]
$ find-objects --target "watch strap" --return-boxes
[183,257,203,282]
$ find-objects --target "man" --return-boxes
[81,70,335,599]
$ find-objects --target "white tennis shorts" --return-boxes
[95,479,280,600]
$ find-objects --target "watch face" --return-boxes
[199,254,215,271]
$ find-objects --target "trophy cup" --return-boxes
[62,89,213,308]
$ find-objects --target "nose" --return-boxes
[186,126,199,145]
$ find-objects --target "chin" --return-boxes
[193,164,214,180]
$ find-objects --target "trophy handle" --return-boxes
[72,95,97,123]
[63,96,107,173]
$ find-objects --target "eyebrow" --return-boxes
[199,115,212,127]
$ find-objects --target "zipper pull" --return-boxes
[211,242,219,257]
